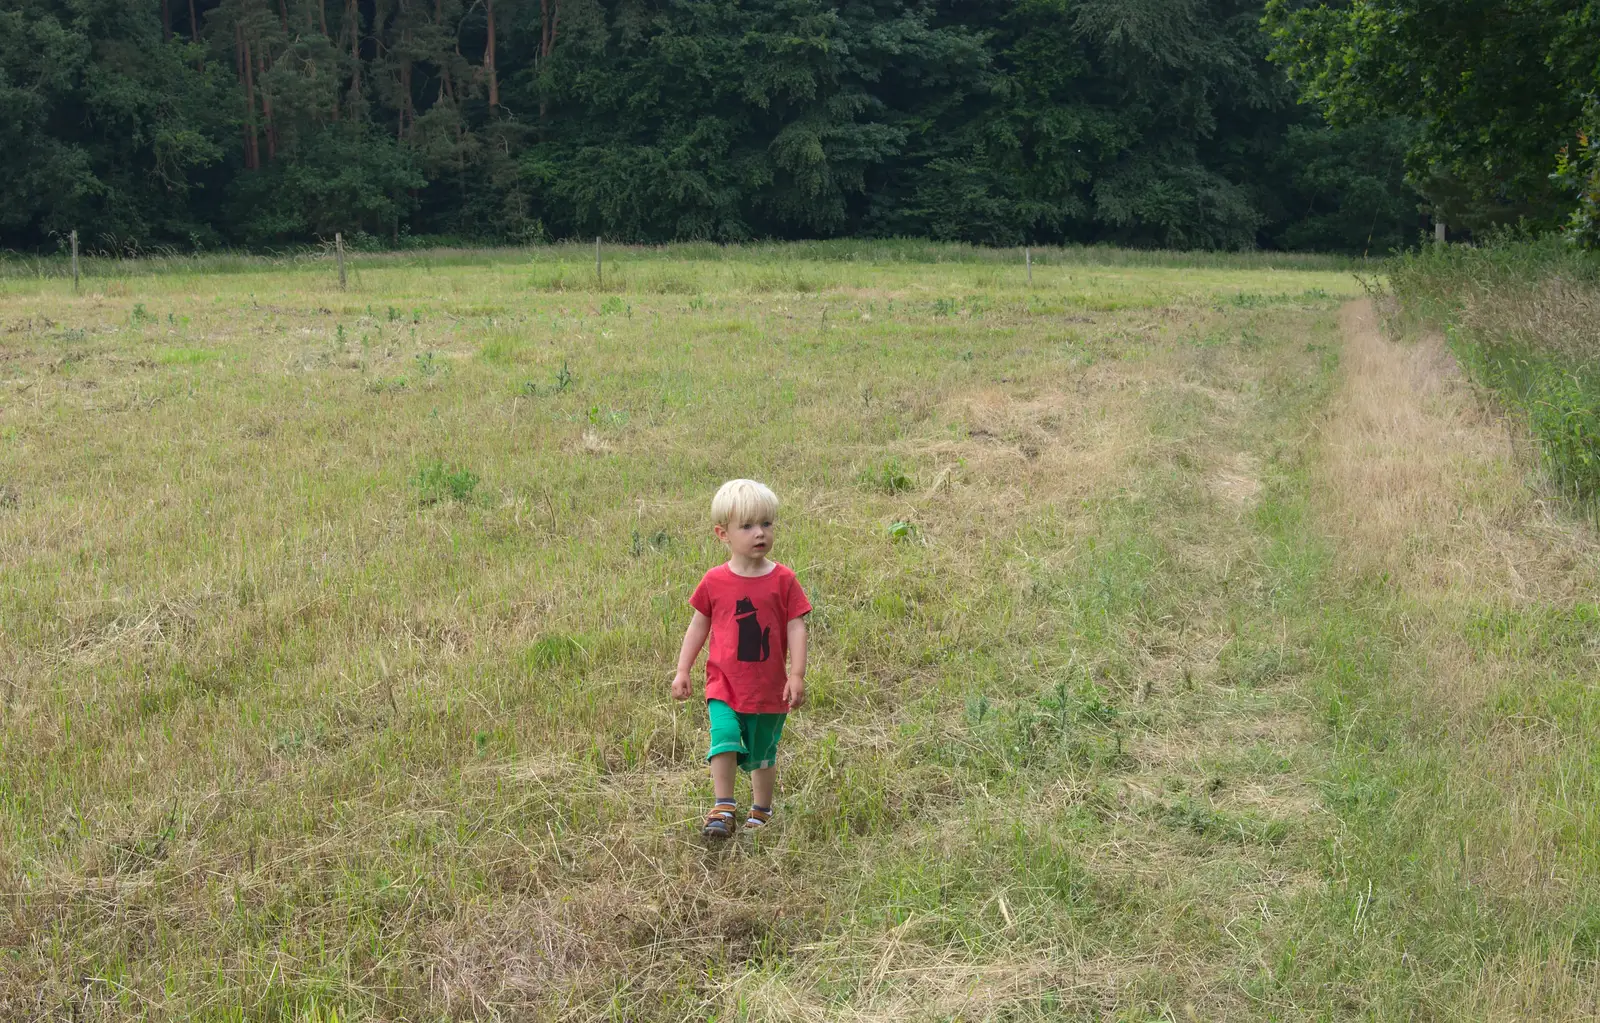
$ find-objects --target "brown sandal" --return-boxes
[744,805,773,831]
[702,802,737,839]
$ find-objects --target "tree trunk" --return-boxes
[187,0,199,43]
[485,0,499,108]
[541,0,558,58]
[161,0,172,40]
[539,0,558,125]
[259,54,278,161]
[348,0,361,97]
[318,0,328,36]
[433,0,453,104]
[277,0,290,32]
[239,27,260,170]
[399,48,413,138]
[453,37,464,106]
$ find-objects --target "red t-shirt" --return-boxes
[689,562,812,713]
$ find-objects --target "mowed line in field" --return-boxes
[1291,302,1600,1017]
[0,259,1449,1020]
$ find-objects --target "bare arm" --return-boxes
[671,610,711,700]
[783,615,808,709]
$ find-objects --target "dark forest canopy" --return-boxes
[0,0,1431,252]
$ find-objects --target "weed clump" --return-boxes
[518,359,573,398]
[886,520,918,542]
[630,528,670,556]
[860,457,914,494]
[411,460,479,505]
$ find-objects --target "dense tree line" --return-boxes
[1267,0,1600,247]
[1,0,1430,252]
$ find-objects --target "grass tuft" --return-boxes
[860,457,914,494]
[411,459,480,505]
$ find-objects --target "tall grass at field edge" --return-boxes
[0,238,1364,282]
[1387,239,1600,506]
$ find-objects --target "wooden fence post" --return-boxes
[71,230,79,293]
[336,232,347,289]
[1025,246,1031,284]
[1435,221,1446,244]
[595,236,602,286]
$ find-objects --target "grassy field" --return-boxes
[1,244,1597,1021]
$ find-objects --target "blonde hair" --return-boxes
[711,479,779,527]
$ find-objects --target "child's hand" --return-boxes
[783,675,806,710]
[670,672,693,701]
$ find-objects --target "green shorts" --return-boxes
[706,699,786,772]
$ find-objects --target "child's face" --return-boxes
[715,516,774,560]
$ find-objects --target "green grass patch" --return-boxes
[155,346,221,364]
[410,459,480,505]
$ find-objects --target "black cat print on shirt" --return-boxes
[733,596,771,662]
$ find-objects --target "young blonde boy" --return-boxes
[671,479,811,838]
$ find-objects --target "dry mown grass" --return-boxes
[1322,302,1583,599]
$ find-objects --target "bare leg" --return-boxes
[710,752,737,802]
[750,765,776,808]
